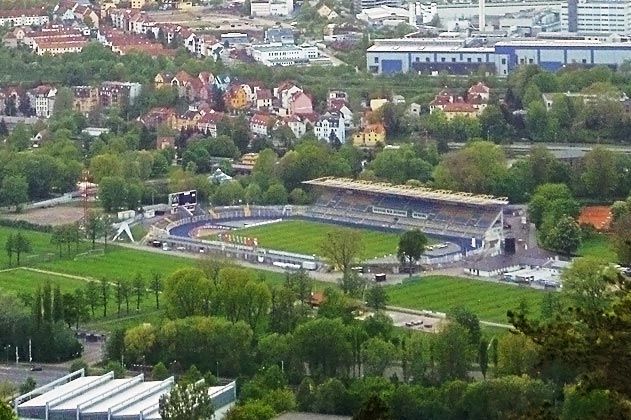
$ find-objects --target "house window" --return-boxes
[529,58,534,64]
[415,57,420,62]
[426,57,430,62]
[441,57,445,62]
[452,57,456,62]
[374,57,378,63]
[501,58,506,64]
[582,58,587,63]
[478,58,482,62]
[467,57,472,62]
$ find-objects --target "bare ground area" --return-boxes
[0,205,86,226]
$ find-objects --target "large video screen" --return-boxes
[169,190,197,207]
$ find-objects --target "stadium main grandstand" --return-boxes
[302,177,509,255]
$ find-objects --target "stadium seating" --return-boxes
[310,188,502,240]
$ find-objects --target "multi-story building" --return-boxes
[0,8,50,27]
[99,81,142,108]
[314,113,345,144]
[72,86,99,114]
[250,113,273,136]
[28,85,57,118]
[562,0,631,34]
[352,123,386,148]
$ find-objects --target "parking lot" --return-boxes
[386,310,445,333]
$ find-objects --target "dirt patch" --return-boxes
[0,205,86,226]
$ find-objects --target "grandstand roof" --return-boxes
[303,177,509,206]
[15,370,236,420]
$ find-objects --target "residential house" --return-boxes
[328,99,353,128]
[289,91,314,116]
[156,136,175,149]
[314,112,345,144]
[139,107,177,129]
[28,85,57,118]
[72,86,99,115]
[327,90,348,107]
[154,72,174,89]
[250,113,273,136]
[74,5,100,28]
[254,88,273,111]
[2,27,31,48]
[352,123,386,148]
[174,110,201,131]
[225,85,250,111]
[281,115,307,138]
[467,82,490,102]
[441,101,478,119]
[369,98,388,111]
[99,82,141,108]
[197,111,224,137]
[429,87,485,119]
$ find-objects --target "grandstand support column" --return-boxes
[244,205,251,218]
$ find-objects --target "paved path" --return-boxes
[387,305,513,329]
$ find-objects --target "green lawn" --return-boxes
[208,220,401,260]
[387,276,549,324]
[37,246,193,280]
[578,234,617,262]
[0,268,87,295]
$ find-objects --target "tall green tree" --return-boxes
[132,274,145,311]
[149,272,163,310]
[11,232,32,265]
[320,229,364,276]
[432,323,472,382]
[544,215,582,255]
[157,358,203,400]
[100,277,110,317]
[1,175,29,211]
[397,230,428,277]
[85,211,104,249]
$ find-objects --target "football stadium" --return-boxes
[157,177,508,270]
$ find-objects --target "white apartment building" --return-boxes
[28,86,57,118]
[314,113,346,144]
[561,0,631,34]
[0,9,49,27]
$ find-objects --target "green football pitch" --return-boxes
[210,220,401,260]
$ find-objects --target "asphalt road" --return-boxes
[0,364,69,388]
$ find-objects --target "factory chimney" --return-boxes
[479,0,485,30]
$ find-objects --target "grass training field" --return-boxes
[387,276,549,323]
[213,220,401,259]
[578,234,618,262]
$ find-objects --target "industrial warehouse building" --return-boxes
[366,37,631,75]
[14,370,236,420]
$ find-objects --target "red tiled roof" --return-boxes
[443,102,477,113]
[256,89,272,100]
[468,82,489,95]
[250,113,271,125]
[0,8,47,18]
[199,111,224,124]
